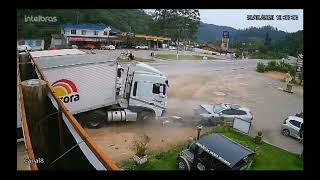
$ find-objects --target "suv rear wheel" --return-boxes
[282,129,290,136]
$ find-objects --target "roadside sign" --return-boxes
[223,31,229,38]
[233,118,251,134]
[295,54,303,82]
[296,54,303,73]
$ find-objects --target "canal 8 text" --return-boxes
[24,158,44,164]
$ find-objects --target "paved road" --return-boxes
[92,49,303,154]
[150,60,303,154]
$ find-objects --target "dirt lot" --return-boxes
[264,71,287,81]
[86,120,196,164]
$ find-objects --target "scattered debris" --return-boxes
[239,83,249,86]
[133,155,148,165]
[170,116,183,123]
[162,120,171,127]
[213,91,226,96]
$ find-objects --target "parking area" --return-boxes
[84,49,303,164]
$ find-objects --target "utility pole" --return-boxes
[75,9,80,24]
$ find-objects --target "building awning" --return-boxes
[68,36,121,42]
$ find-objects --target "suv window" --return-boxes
[211,156,229,170]
[289,120,301,128]
[197,149,212,166]
[189,143,196,153]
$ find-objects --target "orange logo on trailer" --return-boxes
[52,79,80,103]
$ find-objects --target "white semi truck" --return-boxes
[30,49,169,128]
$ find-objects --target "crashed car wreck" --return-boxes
[193,103,253,125]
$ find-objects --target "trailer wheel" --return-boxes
[87,119,103,128]
[86,110,105,129]
[177,157,190,170]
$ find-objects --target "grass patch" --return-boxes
[155,54,218,60]
[120,127,303,170]
[120,143,188,170]
[202,127,303,170]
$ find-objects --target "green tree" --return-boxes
[153,9,200,46]
[264,32,271,46]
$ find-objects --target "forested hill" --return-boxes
[17,9,154,46]
[197,22,288,43]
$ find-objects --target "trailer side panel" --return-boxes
[43,62,117,114]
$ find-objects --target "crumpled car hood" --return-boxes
[200,104,215,114]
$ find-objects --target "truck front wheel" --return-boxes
[138,111,155,121]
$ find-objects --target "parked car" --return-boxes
[135,45,148,50]
[281,115,303,140]
[177,133,255,170]
[71,45,78,49]
[101,45,116,50]
[295,112,303,118]
[169,46,177,50]
[17,45,32,52]
[194,103,253,125]
[82,44,96,50]
[48,47,58,50]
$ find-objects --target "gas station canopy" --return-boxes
[135,35,171,42]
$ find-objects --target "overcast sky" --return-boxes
[144,9,303,33]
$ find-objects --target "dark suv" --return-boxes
[177,134,255,170]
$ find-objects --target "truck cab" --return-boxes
[123,62,168,119]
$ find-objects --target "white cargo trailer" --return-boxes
[31,49,169,128]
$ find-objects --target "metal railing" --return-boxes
[17,56,38,171]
